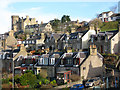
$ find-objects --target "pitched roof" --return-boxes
[111,13,120,17]
[69,30,88,39]
[101,11,112,14]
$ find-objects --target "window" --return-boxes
[32,40,34,44]
[65,74,67,79]
[67,74,70,79]
[67,59,72,64]
[38,70,40,73]
[106,13,108,16]
[39,58,43,65]
[50,58,55,65]
[44,58,48,65]
[111,17,113,20]
[112,38,115,41]
[83,67,86,70]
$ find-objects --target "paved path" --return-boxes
[54,80,82,89]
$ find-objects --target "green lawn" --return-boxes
[100,21,118,32]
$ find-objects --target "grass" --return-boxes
[100,21,118,32]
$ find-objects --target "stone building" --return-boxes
[1,30,18,51]
[11,15,38,32]
[89,23,120,54]
[57,25,96,51]
[56,44,104,84]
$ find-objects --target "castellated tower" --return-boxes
[11,15,20,32]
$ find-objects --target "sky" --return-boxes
[0,0,119,34]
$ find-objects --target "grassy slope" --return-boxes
[100,21,118,32]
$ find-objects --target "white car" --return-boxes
[85,78,101,87]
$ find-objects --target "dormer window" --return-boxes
[39,58,43,65]
[49,58,55,65]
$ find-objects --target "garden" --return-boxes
[2,70,57,88]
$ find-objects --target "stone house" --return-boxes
[98,11,114,22]
[40,22,53,33]
[44,33,61,52]
[34,44,104,83]
[57,25,96,51]
[3,30,18,50]
[34,52,63,80]
[0,33,8,51]
[89,23,120,54]
[56,44,104,83]
[1,44,27,73]
[25,24,41,33]
[22,33,45,51]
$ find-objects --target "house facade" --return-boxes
[56,44,104,83]
[57,25,96,51]
[98,11,114,22]
[89,24,120,54]
[11,15,38,32]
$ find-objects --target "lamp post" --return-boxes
[8,45,16,89]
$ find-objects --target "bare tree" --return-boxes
[109,5,117,13]
[89,18,103,29]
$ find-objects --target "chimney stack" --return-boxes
[89,24,94,30]
[90,44,97,55]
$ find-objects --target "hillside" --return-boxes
[100,21,118,32]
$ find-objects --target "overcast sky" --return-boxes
[0,0,119,34]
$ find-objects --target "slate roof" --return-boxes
[74,51,89,59]
[40,23,48,27]
[41,54,49,58]
[61,52,77,59]
[111,13,120,17]
[57,34,67,41]
[99,30,118,40]
[69,30,88,39]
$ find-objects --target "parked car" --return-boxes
[85,77,101,87]
[70,84,84,90]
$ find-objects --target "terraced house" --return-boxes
[89,22,120,54]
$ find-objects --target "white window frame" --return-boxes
[50,58,55,65]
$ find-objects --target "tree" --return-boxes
[61,15,71,23]
[89,18,103,29]
[50,19,60,31]
[20,72,38,88]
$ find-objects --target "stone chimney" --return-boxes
[41,33,45,39]
[26,34,30,39]
[36,21,38,24]
[41,21,43,24]
[67,47,72,53]
[89,24,94,30]
[26,15,29,19]
[20,44,26,51]
[77,19,79,24]
[9,30,14,36]
[90,44,97,55]
[96,27,101,34]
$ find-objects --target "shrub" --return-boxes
[20,72,38,88]
[44,79,50,84]
[50,80,57,86]
[25,70,34,74]
[39,81,42,86]
[2,78,9,84]
[14,75,20,83]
